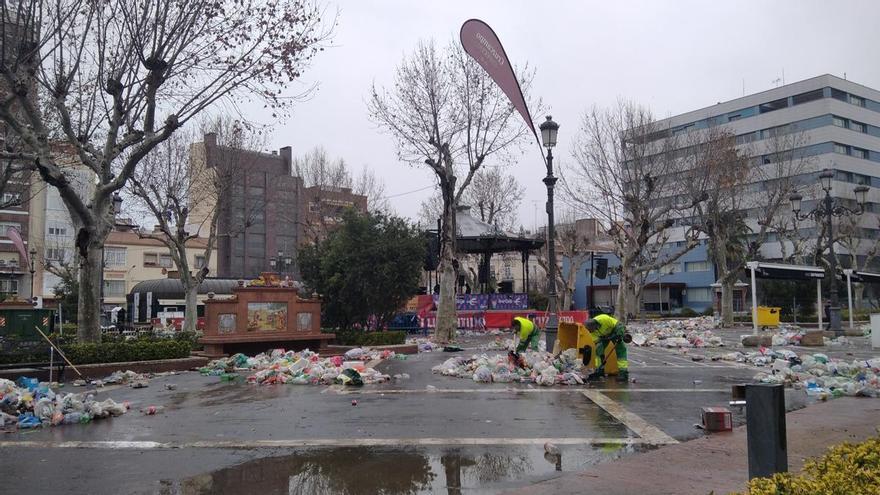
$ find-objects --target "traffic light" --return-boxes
[594,258,608,279]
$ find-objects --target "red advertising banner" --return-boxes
[460,19,538,144]
[418,310,588,330]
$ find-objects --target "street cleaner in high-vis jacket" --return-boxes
[508,316,539,368]
[584,314,631,380]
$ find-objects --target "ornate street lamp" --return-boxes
[789,168,869,334]
[539,115,559,350]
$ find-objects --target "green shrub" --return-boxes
[734,435,880,494]
[701,306,715,316]
[61,339,192,365]
[331,330,406,346]
[529,291,549,311]
[678,307,698,317]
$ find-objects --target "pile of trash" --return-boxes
[712,348,880,398]
[198,348,396,386]
[432,349,587,386]
[0,377,128,429]
[628,317,724,348]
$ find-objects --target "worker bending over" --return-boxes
[584,314,629,380]
[507,316,539,368]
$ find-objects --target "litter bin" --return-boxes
[557,322,619,374]
[756,306,781,328]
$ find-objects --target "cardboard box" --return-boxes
[701,406,732,432]
[800,331,825,347]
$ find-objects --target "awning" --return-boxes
[850,271,880,284]
[747,262,825,281]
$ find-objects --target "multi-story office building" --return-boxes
[189,133,368,280]
[574,74,880,313]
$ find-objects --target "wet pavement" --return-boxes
[0,328,874,494]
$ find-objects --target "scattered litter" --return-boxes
[164,383,177,391]
[351,399,358,406]
[748,352,880,399]
[129,381,148,389]
[627,318,724,348]
[544,442,560,456]
[0,378,129,430]
[199,348,395,386]
[141,405,164,415]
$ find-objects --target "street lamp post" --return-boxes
[539,116,559,351]
[29,247,36,304]
[269,249,295,275]
[789,169,868,335]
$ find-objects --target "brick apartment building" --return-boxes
[189,133,367,280]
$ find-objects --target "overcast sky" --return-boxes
[241,0,880,230]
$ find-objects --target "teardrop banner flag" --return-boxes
[460,19,539,146]
[6,226,29,267]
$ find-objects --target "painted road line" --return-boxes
[338,388,727,395]
[582,390,679,445]
[0,436,676,450]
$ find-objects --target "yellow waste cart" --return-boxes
[557,322,620,374]
[756,306,781,328]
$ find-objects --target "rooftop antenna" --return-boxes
[782,68,785,85]
[772,77,782,88]
[844,72,847,80]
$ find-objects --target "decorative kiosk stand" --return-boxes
[200,273,332,357]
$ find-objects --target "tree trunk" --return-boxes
[183,280,199,333]
[435,191,457,343]
[77,245,103,343]
[853,284,865,311]
[720,277,735,327]
[615,257,634,322]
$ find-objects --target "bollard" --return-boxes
[745,383,787,479]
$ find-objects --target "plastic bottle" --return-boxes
[141,405,164,415]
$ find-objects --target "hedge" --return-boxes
[62,339,192,365]
[330,330,406,346]
[734,435,880,494]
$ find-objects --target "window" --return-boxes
[662,264,681,275]
[159,254,173,268]
[0,279,18,295]
[687,287,712,302]
[1,192,21,205]
[852,147,868,159]
[143,253,158,266]
[103,280,126,297]
[104,246,126,267]
[849,121,866,133]
[831,88,848,101]
[834,143,848,154]
[833,116,846,128]
[792,89,824,105]
[48,226,68,236]
[0,221,21,235]
[673,124,694,136]
[46,247,67,262]
[194,255,206,269]
[849,94,866,107]
[759,97,789,113]
[684,261,711,272]
[727,113,741,122]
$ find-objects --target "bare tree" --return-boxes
[417,192,444,229]
[461,167,523,231]
[127,119,264,332]
[293,147,380,244]
[369,40,534,342]
[682,128,812,325]
[835,214,880,310]
[0,0,329,341]
[353,166,390,214]
[566,101,698,321]
[533,214,592,310]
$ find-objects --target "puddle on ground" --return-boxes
[155,444,649,494]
